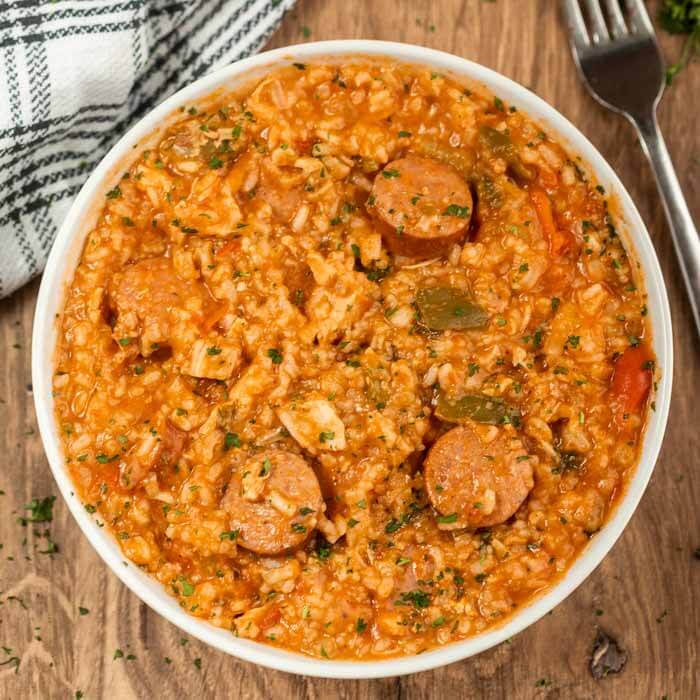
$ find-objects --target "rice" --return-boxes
[53,59,653,660]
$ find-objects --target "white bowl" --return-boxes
[32,40,673,679]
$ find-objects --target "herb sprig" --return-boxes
[659,0,700,85]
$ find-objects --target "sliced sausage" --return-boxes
[108,257,210,356]
[424,425,534,529]
[221,449,324,555]
[369,156,473,258]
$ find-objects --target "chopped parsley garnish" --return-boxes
[437,513,459,524]
[394,589,431,609]
[18,496,55,524]
[385,519,402,533]
[106,185,122,199]
[443,204,470,218]
[398,130,411,138]
[567,335,580,349]
[219,530,239,541]
[267,347,283,364]
[316,539,332,560]
[291,523,307,533]
[224,432,241,450]
[363,265,391,282]
[382,168,401,179]
[319,431,335,443]
[259,458,272,476]
[350,243,391,284]
[171,218,198,234]
[178,577,195,596]
[356,618,368,633]
[206,346,222,356]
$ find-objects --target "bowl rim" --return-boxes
[31,39,673,679]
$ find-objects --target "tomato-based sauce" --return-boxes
[54,60,654,659]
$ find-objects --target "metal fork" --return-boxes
[562,0,700,336]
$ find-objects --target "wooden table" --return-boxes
[1,1,698,697]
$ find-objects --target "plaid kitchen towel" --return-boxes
[0,0,295,299]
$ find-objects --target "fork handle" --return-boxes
[631,110,700,336]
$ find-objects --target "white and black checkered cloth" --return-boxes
[0,0,295,299]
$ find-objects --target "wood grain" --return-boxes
[1,1,698,697]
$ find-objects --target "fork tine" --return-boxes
[561,0,591,50]
[603,0,628,38]
[583,0,611,43]
[624,0,654,35]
